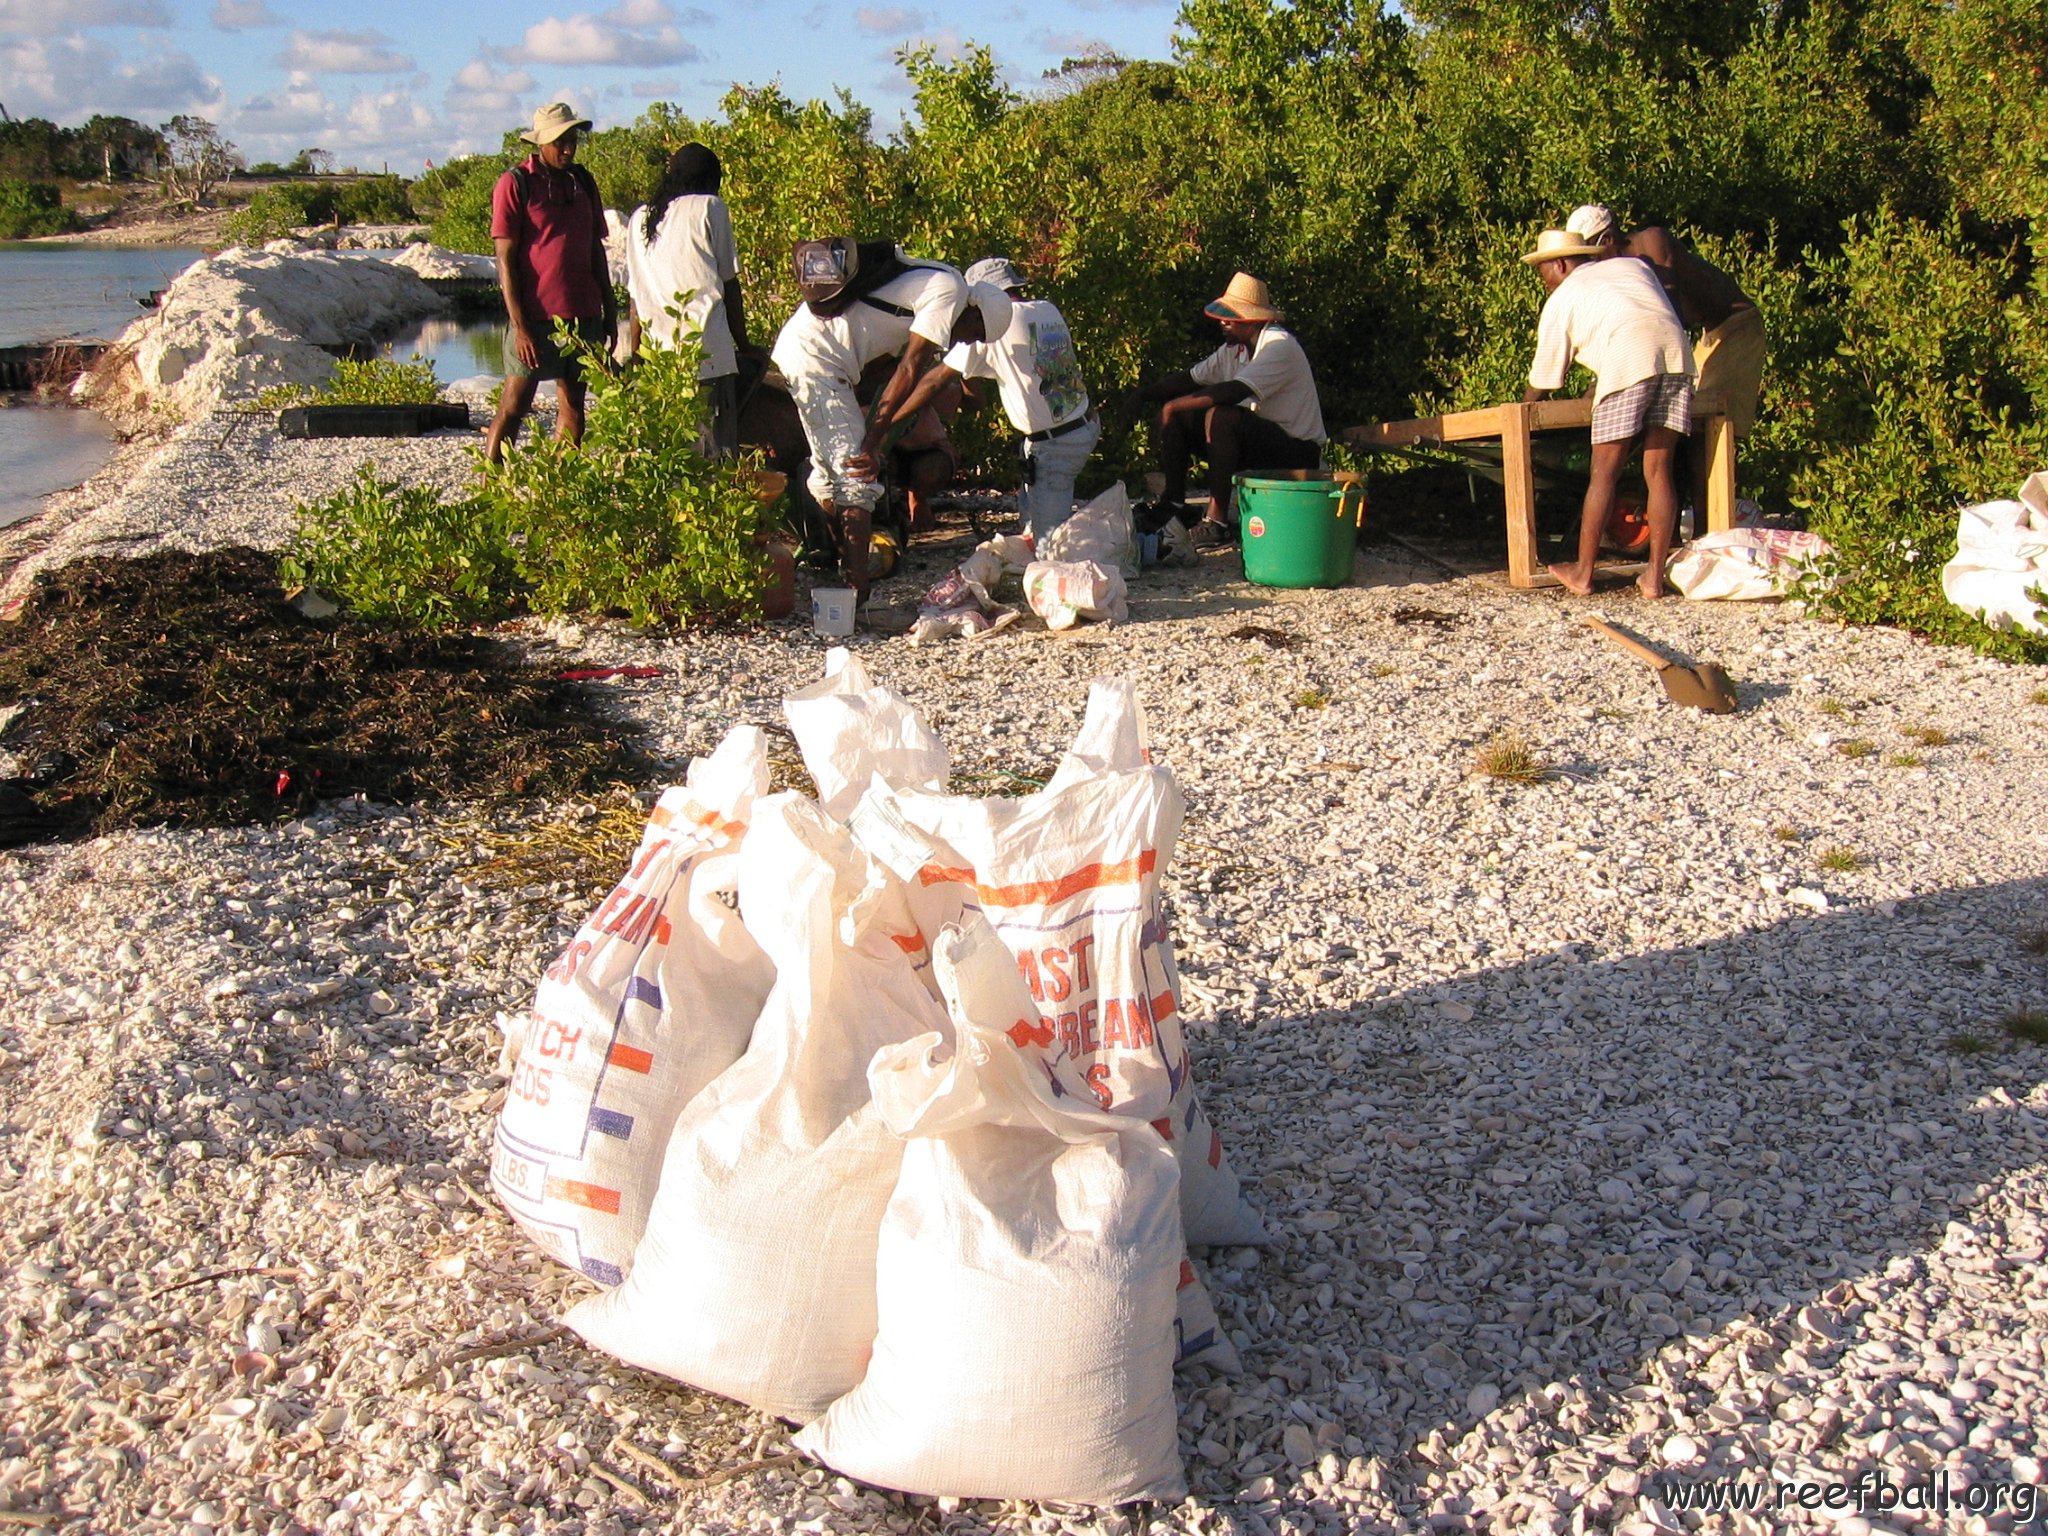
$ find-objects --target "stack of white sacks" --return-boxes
[490,652,1265,1506]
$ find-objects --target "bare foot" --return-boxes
[1547,561,1594,596]
[1635,572,1667,600]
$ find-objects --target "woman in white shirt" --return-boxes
[623,143,749,456]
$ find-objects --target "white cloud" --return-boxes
[628,76,680,96]
[209,0,281,29]
[1031,28,1116,56]
[233,79,335,136]
[447,55,537,120]
[512,0,700,66]
[0,0,170,38]
[278,28,413,75]
[853,6,926,34]
[0,33,221,117]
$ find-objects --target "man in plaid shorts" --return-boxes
[1521,228,1693,598]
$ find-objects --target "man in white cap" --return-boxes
[484,103,617,464]
[1566,203,1765,484]
[770,239,1011,603]
[886,256,1098,545]
[1128,272,1326,548]
[1522,227,1693,598]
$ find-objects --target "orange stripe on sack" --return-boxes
[889,932,927,954]
[1149,991,1178,1023]
[608,1043,654,1073]
[648,801,746,839]
[545,1176,621,1214]
[916,850,1157,908]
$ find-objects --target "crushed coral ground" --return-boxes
[0,547,650,842]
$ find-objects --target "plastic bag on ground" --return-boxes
[1042,483,1138,576]
[1940,475,2048,634]
[491,727,774,1286]
[848,676,1265,1249]
[1024,559,1128,630]
[783,648,950,820]
[1667,527,1835,602]
[793,917,1186,1505]
[565,791,949,1421]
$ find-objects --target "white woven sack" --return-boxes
[491,726,774,1286]
[794,918,1186,1505]
[1940,493,2048,634]
[1042,482,1139,576]
[566,791,948,1420]
[847,676,1265,1249]
[783,648,950,820]
[1023,559,1128,629]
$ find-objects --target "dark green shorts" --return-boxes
[505,317,610,383]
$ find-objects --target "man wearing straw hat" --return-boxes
[1129,272,1326,548]
[483,103,617,465]
[1521,227,1693,598]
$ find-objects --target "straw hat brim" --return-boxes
[523,116,593,145]
[1204,298,1285,322]
[1521,240,1605,265]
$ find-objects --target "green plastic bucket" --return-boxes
[1237,475,1366,588]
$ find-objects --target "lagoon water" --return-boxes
[0,243,206,347]
[1,244,205,528]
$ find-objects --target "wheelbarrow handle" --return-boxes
[1583,615,1670,670]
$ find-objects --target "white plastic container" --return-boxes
[811,587,857,638]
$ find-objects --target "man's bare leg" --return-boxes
[1204,404,1243,520]
[555,376,588,447]
[1636,425,1682,599]
[484,376,539,465]
[1157,411,1196,507]
[826,499,872,604]
[1548,436,1634,595]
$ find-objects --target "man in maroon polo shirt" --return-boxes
[483,102,618,464]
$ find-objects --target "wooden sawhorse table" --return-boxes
[1342,389,1734,588]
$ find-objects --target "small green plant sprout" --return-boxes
[2021,929,2048,957]
[1816,697,1851,716]
[1369,662,1399,679]
[1818,845,1862,872]
[1886,751,1925,768]
[2001,1008,2048,1044]
[1473,730,1550,783]
[1835,738,1878,760]
[1947,1032,1997,1055]
[1772,824,1804,843]
[2030,688,2048,706]
[1294,687,1329,709]
[1902,724,1950,747]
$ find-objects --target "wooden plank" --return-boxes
[1345,403,1511,447]
[1500,403,1539,588]
[1702,412,1737,533]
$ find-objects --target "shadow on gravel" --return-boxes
[1188,873,2048,1530]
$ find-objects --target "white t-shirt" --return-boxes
[1190,324,1326,442]
[1529,257,1693,403]
[771,261,967,387]
[942,297,1089,436]
[623,194,739,379]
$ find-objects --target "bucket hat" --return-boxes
[967,281,1013,340]
[1522,228,1606,265]
[1204,272,1284,322]
[965,256,1025,292]
[1565,203,1616,241]
[522,103,592,145]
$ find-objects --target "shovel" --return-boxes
[1583,616,1739,713]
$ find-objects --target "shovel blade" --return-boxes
[1659,662,1739,714]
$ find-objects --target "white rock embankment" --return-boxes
[80,245,476,422]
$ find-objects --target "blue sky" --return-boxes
[0,0,1183,174]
